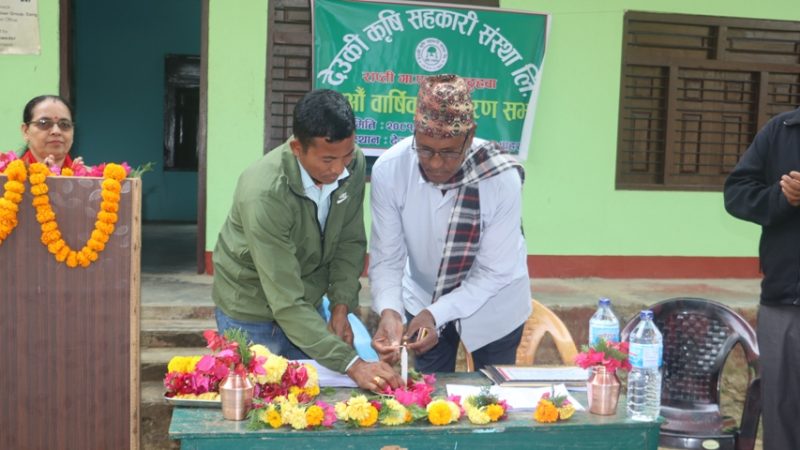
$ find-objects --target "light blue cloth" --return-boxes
[322,296,378,362]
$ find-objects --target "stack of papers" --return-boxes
[481,365,589,388]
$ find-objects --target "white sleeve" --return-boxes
[368,160,407,318]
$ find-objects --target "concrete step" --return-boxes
[141,305,215,321]
[141,347,209,382]
[140,272,213,308]
[141,380,179,450]
[141,319,217,348]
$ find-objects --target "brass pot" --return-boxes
[219,373,255,421]
[586,366,620,415]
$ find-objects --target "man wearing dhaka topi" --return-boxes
[369,74,531,372]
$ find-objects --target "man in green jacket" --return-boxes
[212,89,401,391]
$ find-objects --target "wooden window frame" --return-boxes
[616,11,800,191]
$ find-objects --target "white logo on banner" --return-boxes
[415,38,448,72]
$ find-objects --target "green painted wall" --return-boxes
[204,0,798,258]
[74,0,200,222]
[0,1,60,153]
[498,0,800,257]
[206,0,267,246]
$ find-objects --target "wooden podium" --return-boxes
[0,176,141,450]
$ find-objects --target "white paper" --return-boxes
[298,359,357,388]
[497,366,589,382]
[446,383,585,411]
[0,0,41,55]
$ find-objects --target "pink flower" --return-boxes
[385,378,435,407]
[316,401,337,427]
[0,151,19,172]
[574,338,631,373]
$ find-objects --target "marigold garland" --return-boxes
[0,160,27,245]
[29,162,126,268]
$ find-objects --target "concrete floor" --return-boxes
[141,222,762,310]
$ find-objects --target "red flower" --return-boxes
[203,330,227,352]
[574,338,631,373]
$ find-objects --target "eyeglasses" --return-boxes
[27,118,74,131]
[412,132,470,161]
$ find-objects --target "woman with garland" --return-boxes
[19,95,83,170]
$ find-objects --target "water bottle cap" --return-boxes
[640,310,653,320]
[598,297,611,306]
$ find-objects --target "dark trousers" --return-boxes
[758,304,800,450]
[410,314,524,373]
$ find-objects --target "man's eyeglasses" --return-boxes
[27,118,74,131]
[412,132,470,161]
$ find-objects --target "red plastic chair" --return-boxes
[621,298,761,450]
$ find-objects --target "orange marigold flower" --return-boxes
[66,251,78,268]
[28,162,49,175]
[534,399,559,423]
[29,173,47,185]
[486,404,505,422]
[86,249,98,262]
[101,200,119,213]
[32,195,49,207]
[76,251,90,268]
[1,198,18,213]
[358,405,378,427]
[305,405,324,427]
[95,221,114,235]
[36,210,56,223]
[4,160,27,181]
[40,221,58,233]
[39,229,57,245]
[98,211,118,224]
[91,229,110,243]
[87,239,105,252]
[4,191,21,203]
[61,168,74,176]
[48,239,66,254]
[427,401,453,426]
[103,163,127,181]
[30,185,49,196]
[102,190,121,202]
[5,180,25,194]
[101,179,121,193]
[55,245,70,262]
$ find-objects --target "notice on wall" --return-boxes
[0,0,40,55]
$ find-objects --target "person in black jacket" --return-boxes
[724,107,800,450]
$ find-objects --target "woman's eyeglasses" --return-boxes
[412,132,470,161]
[27,118,74,131]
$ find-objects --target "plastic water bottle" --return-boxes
[588,297,620,345]
[626,310,663,421]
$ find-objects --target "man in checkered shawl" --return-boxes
[369,74,532,372]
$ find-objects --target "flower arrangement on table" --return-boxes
[574,337,631,374]
[164,329,320,404]
[462,387,510,425]
[533,391,576,423]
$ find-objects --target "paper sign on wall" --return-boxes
[0,0,41,55]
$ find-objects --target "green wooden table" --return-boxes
[169,373,661,450]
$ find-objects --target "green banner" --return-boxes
[313,0,549,160]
